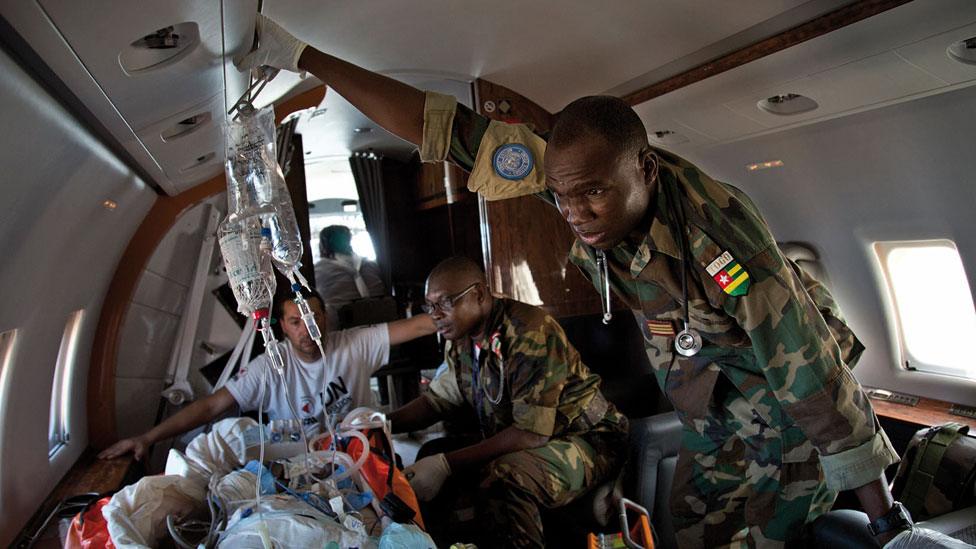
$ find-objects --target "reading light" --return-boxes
[102,199,118,210]
[746,160,784,171]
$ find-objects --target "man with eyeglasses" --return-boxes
[238,16,969,549]
[388,257,628,548]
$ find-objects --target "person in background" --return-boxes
[314,224,387,328]
[99,289,435,460]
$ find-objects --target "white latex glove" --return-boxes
[403,453,451,502]
[884,527,974,548]
[236,14,308,73]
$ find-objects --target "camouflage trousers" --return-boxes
[671,395,837,548]
[478,431,625,548]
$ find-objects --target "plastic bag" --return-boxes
[102,475,206,549]
[217,495,375,548]
[64,497,115,549]
[378,522,436,549]
[164,417,257,487]
[884,526,974,548]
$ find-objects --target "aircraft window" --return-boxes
[875,240,976,380]
[49,310,84,458]
[306,159,376,263]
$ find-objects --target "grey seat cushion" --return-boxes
[627,412,682,549]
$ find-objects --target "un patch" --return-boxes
[492,143,534,180]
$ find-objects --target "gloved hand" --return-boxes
[884,526,974,548]
[236,14,308,73]
[404,453,451,502]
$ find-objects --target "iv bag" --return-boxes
[217,217,275,316]
[224,104,303,273]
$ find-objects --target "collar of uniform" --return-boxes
[473,298,506,351]
[630,172,683,278]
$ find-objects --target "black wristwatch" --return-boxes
[867,501,914,536]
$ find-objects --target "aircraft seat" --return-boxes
[625,411,682,549]
[811,505,976,546]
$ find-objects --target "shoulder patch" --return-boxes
[706,251,751,296]
[492,143,534,180]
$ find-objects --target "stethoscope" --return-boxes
[595,177,702,358]
[474,340,505,405]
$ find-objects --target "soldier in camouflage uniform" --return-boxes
[238,16,952,546]
[389,257,628,548]
[415,92,901,546]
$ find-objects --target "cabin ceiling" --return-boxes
[2,0,975,194]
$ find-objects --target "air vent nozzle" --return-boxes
[648,129,689,146]
[757,93,818,116]
[947,36,976,66]
[119,22,200,74]
[161,112,212,142]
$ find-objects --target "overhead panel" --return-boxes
[14,0,257,194]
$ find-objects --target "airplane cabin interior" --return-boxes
[1,0,976,547]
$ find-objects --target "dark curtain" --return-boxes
[276,116,299,177]
[350,151,391,288]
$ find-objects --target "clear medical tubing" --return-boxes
[224,103,303,274]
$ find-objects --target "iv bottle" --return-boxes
[224,104,303,274]
[217,216,276,316]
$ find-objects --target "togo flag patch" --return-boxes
[705,251,750,296]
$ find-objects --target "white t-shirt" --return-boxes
[225,324,390,435]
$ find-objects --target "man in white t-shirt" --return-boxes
[99,289,435,460]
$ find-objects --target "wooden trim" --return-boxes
[871,394,976,432]
[274,85,326,125]
[621,0,914,106]
[88,176,225,449]
[14,451,133,545]
[89,87,328,449]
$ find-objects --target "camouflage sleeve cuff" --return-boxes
[420,91,457,162]
[511,402,556,437]
[421,392,455,416]
[819,428,899,491]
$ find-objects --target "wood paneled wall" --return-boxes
[474,79,604,318]
[415,161,470,210]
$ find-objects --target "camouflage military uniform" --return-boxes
[419,92,900,547]
[424,297,628,548]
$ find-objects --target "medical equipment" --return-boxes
[224,103,304,277]
[587,498,655,549]
[662,180,703,358]
[225,99,327,360]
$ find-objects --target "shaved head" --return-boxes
[426,256,486,294]
[543,96,658,250]
[425,256,492,341]
[550,95,648,159]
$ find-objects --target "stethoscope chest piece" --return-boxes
[674,323,702,357]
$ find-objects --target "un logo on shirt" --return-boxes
[492,143,534,180]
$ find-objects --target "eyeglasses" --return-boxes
[422,282,480,315]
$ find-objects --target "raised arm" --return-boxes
[387,313,437,345]
[98,388,237,460]
[238,16,425,145]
